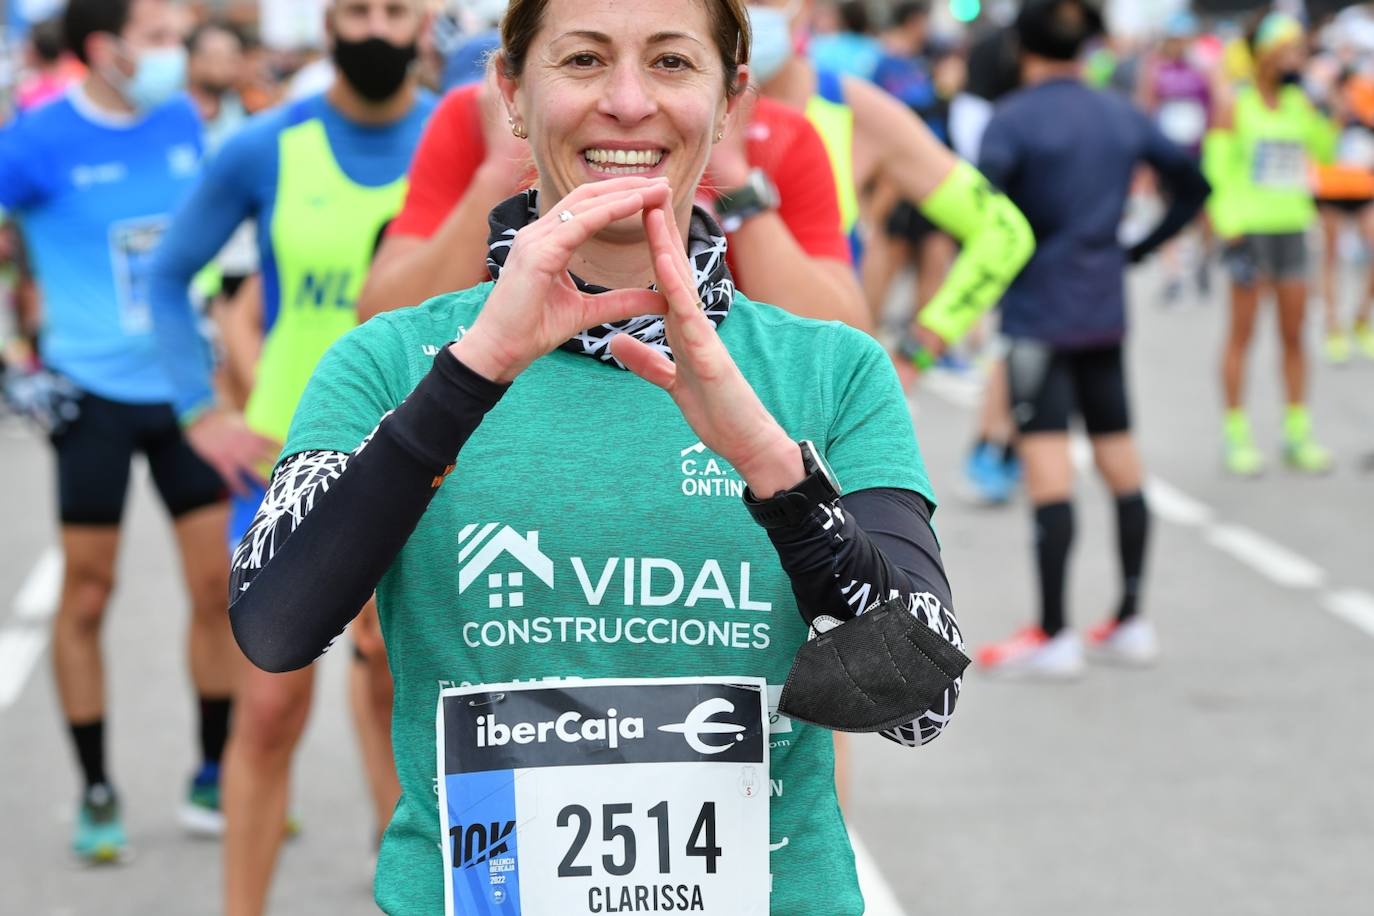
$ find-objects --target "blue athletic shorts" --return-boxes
[229,481,268,558]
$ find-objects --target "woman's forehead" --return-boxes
[539,0,715,43]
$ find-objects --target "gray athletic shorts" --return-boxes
[1222,232,1308,286]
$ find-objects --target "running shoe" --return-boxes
[73,783,127,864]
[1085,617,1160,666]
[1283,437,1334,475]
[1324,331,1352,365]
[962,442,1013,505]
[180,762,224,837]
[976,627,1084,679]
[1224,439,1265,477]
[1355,322,1374,360]
[1223,413,1265,477]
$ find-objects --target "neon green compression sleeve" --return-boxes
[914,160,1035,347]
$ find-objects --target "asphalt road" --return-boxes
[1,263,1371,915]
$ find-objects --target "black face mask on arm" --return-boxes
[332,36,418,102]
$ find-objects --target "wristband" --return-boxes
[897,335,936,371]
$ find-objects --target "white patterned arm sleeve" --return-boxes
[229,347,510,673]
[230,446,358,601]
[877,592,964,747]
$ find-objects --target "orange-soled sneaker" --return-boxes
[1085,617,1160,667]
[976,626,1084,680]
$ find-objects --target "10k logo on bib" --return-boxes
[437,678,770,915]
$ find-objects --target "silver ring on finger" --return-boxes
[558,209,575,223]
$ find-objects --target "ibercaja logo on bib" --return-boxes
[448,683,764,773]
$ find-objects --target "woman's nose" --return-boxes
[597,63,659,124]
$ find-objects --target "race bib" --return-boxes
[109,215,169,336]
[1251,140,1308,190]
[1158,100,1207,147]
[1337,127,1374,170]
[437,677,770,916]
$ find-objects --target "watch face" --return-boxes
[800,440,841,496]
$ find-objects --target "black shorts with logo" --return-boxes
[50,388,226,526]
[1007,339,1131,436]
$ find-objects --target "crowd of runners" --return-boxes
[0,1,1371,914]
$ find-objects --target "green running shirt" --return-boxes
[1204,84,1335,236]
[281,284,934,915]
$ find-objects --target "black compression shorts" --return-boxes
[885,200,939,243]
[1317,197,1374,215]
[50,389,226,526]
[1007,340,1131,436]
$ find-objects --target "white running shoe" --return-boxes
[976,627,1085,680]
[1085,617,1160,667]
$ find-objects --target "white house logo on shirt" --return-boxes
[457,524,555,609]
[679,442,744,498]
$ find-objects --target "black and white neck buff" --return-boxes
[486,189,735,367]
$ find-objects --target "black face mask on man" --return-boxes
[1278,69,1304,87]
[332,36,417,102]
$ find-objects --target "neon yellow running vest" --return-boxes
[804,70,860,249]
[245,118,408,444]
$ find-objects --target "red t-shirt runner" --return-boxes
[387,84,849,292]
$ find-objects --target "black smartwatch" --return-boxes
[714,168,780,233]
[743,440,841,530]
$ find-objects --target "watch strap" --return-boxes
[714,168,778,232]
[743,441,842,530]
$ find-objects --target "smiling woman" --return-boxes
[225,1,967,914]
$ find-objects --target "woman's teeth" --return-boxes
[584,149,664,173]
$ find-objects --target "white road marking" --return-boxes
[1144,477,1214,528]
[1205,524,1327,590]
[1323,590,1374,639]
[851,831,908,916]
[0,629,49,710]
[1070,432,1092,471]
[0,547,63,713]
[13,547,62,622]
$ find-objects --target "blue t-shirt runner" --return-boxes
[0,88,202,402]
[148,91,435,540]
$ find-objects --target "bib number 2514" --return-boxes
[557,800,721,878]
[437,677,770,916]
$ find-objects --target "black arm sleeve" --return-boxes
[228,348,508,673]
[1129,136,1212,264]
[764,487,964,746]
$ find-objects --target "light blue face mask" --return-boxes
[747,2,800,86]
[117,45,188,111]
